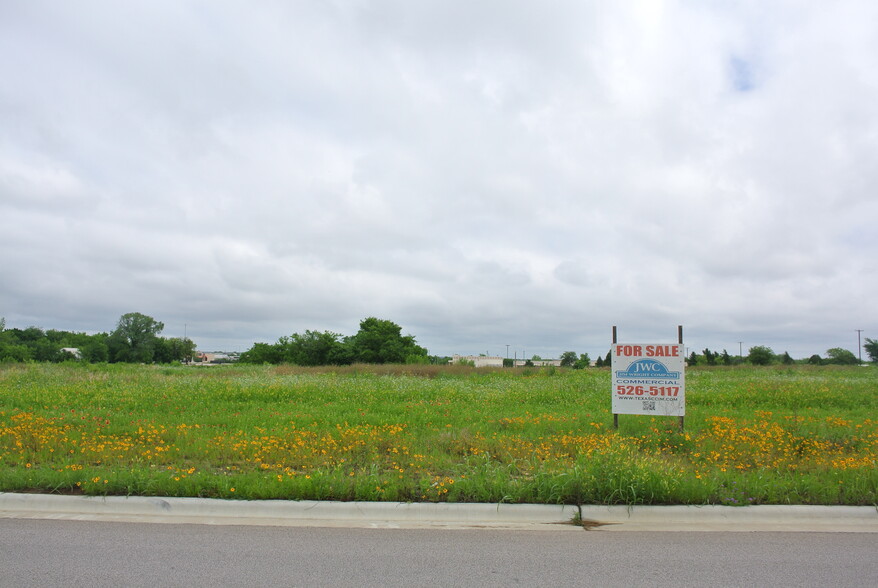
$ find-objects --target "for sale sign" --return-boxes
[611,344,685,416]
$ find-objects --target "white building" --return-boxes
[450,354,505,368]
[450,355,565,368]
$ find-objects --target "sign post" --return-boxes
[611,326,685,431]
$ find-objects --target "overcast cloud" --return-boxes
[1,1,876,359]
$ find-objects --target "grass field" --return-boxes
[0,363,875,506]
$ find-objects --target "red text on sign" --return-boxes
[615,385,680,397]
[615,345,680,357]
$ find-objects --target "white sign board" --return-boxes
[611,344,685,416]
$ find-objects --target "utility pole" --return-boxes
[506,344,510,359]
[738,341,743,358]
[856,329,864,363]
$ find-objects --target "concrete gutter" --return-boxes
[1,493,876,532]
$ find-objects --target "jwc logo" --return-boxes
[615,359,681,379]
[630,360,664,372]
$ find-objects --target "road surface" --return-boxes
[3,518,875,587]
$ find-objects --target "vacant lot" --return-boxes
[1,363,875,505]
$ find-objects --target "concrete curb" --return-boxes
[578,504,878,532]
[1,493,876,532]
[0,493,577,530]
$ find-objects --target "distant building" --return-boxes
[450,354,564,368]
[60,347,82,359]
[451,354,504,368]
[513,358,562,367]
[194,352,239,364]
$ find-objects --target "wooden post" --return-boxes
[678,325,684,433]
[612,326,618,430]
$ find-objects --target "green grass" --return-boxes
[0,362,875,505]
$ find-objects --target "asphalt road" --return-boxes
[2,519,876,587]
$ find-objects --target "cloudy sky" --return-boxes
[1,1,876,360]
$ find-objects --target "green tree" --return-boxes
[285,330,350,366]
[45,329,66,344]
[350,318,427,364]
[747,345,774,366]
[559,351,577,368]
[0,327,48,361]
[180,338,197,363]
[33,338,62,362]
[239,342,284,364]
[825,347,858,365]
[807,354,822,365]
[18,326,45,343]
[687,352,698,366]
[80,336,109,363]
[720,349,733,365]
[0,342,32,362]
[154,337,197,364]
[405,353,430,365]
[779,351,794,365]
[863,338,878,363]
[109,312,164,363]
[574,353,591,369]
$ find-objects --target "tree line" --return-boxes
[687,345,873,366]
[238,317,430,365]
[0,313,194,364]
[557,343,876,368]
[2,313,875,367]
